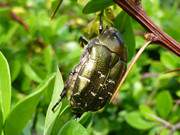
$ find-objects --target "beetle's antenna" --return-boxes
[99,11,104,34]
[51,0,63,19]
[79,36,89,47]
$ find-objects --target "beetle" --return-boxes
[52,15,127,117]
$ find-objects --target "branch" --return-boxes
[0,2,29,31]
[10,11,29,31]
[114,0,180,56]
[146,115,180,135]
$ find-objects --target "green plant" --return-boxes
[0,0,179,135]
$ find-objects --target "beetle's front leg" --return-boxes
[79,36,89,47]
[99,11,104,34]
[52,69,78,112]
[52,88,67,112]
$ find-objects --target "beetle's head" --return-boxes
[98,27,127,61]
[100,27,123,44]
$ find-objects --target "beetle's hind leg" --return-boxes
[79,36,89,47]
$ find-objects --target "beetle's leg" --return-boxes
[75,113,82,118]
[52,69,77,112]
[79,36,89,47]
[99,11,104,34]
[52,88,67,112]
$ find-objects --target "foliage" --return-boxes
[0,0,180,135]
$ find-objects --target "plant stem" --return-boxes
[114,0,180,56]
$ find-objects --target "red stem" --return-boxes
[114,0,180,56]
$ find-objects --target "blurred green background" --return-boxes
[0,0,180,135]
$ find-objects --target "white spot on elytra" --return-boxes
[74,93,79,96]
[86,59,95,70]
[98,71,105,78]
[108,92,112,96]
[85,103,87,107]
[78,75,90,82]
[90,91,96,96]
[108,79,115,84]
[98,97,103,100]
[77,103,81,105]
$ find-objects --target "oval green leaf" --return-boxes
[4,74,55,135]
[44,68,64,135]
[23,63,42,83]
[156,91,173,118]
[50,105,71,135]
[125,111,155,130]
[161,52,180,69]
[58,120,88,135]
[0,51,11,120]
[10,59,21,82]
[139,105,157,121]
[0,105,3,133]
[83,0,114,14]
[78,112,92,128]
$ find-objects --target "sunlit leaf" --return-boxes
[83,0,114,14]
[125,111,155,130]
[4,74,55,135]
[156,91,173,118]
[77,0,89,6]
[43,46,53,74]
[160,128,169,135]
[23,63,42,83]
[58,120,88,135]
[161,52,180,69]
[50,104,71,135]
[10,59,21,82]
[0,51,11,120]
[78,112,93,128]
[0,104,3,133]
[139,105,157,121]
[44,68,64,135]
[176,90,180,97]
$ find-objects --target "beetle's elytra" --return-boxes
[53,27,127,116]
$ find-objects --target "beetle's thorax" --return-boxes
[97,27,127,62]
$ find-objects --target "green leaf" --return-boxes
[4,74,55,135]
[83,0,114,14]
[114,11,136,61]
[176,90,180,97]
[43,46,53,74]
[125,111,155,130]
[160,128,169,135]
[10,59,21,82]
[44,68,64,135]
[0,105,3,133]
[156,91,173,118]
[58,120,88,135]
[0,51,11,120]
[161,52,180,69]
[139,105,157,121]
[78,112,92,128]
[50,104,71,135]
[23,63,42,83]
[77,0,89,6]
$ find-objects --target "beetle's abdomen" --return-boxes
[70,44,126,114]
